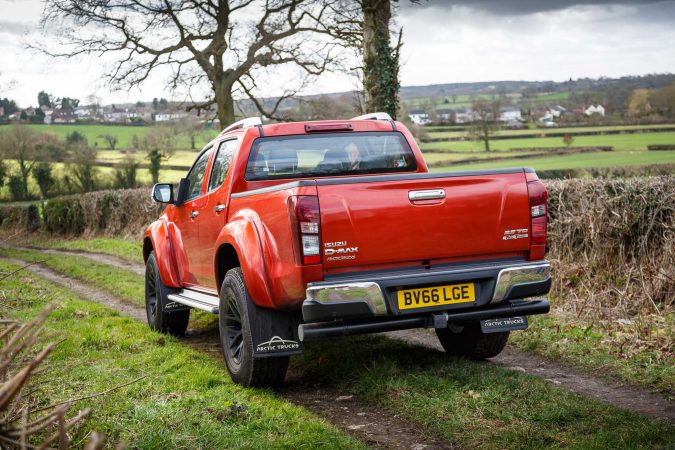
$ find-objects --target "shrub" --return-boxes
[43,196,85,234]
[546,176,674,316]
[40,188,163,237]
[0,204,41,231]
[7,175,26,201]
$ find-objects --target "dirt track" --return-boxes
[2,250,674,428]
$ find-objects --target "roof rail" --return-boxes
[351,112,393,121]
[219,116,262,136]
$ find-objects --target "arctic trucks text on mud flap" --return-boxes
[143,113,551,387]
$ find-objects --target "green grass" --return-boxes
[0,246,145,306]
[295,335,674,449]
[0,259,362,449]
[25,236,142,263]
[427,124,675,140]
[422,131,675,172]
[422,131,675,152]
[0,124,218,150]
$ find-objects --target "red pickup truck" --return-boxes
[143,113,551,387]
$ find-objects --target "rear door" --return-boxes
[317,171,531,270]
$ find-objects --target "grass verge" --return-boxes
[24,236,142,263]
[0,259,362,449]
[0,246,144,306]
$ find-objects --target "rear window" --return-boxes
[245,132,417,180]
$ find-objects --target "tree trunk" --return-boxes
[214,77,236,130]
[362,0,398,119]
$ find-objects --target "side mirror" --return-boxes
[152,183,174,204]
[174,178,190,206]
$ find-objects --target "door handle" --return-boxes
[408,189,446,201]
[214,204,226,213]
[190,211,199,219]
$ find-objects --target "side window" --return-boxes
[185,148,212,200]
[208,139,237,192]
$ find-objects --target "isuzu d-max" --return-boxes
[143,113,551,387]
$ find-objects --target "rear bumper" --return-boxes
[299,298,549,341]
[302,260,551,324]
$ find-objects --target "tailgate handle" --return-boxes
[409,189,446,201]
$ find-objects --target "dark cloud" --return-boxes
[404,0,674,15]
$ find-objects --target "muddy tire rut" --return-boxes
[2,250,674,427]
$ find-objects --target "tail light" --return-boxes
[289,196,321,265]
[527,176,548,259]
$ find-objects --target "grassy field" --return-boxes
[427,123,675,140]
[2,248,673,448]
[422,131,675,171]
[0,124,218,149]
[0,259,362,449]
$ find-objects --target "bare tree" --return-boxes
[0,126,64,199]
[469,98,501,152]
[99,133,119,150]
[177,115,205,150]
[137,127,178,184]
[38,0,342,128]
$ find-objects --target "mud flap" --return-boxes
[163,300,190,313]
[244,300,304,359]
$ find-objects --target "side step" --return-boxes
[168,289,220,314]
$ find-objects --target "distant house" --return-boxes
[584,104,605,117]
[155,112,189,122]
[499,107,522,123]
[548,105,566,118]
[51,108,77,124]
[436,108,453,122]
[407,109,429,125]
[74,106,101,120]
[103,107,140,123]
[454,109,474,124]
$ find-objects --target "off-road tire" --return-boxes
[145,251,190,336]
[435,323,509,359]
[219,268,289,388]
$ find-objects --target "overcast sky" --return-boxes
[0,0,674,106]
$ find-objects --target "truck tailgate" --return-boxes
[317,171,531,270]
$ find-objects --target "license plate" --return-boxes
[397,283,476,310]
[480,316,528,333]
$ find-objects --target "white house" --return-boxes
[408,109,430,125]
[155,112,189,122]
[499,107,522,123]
[584,104,605,117]
[454,109,474,124]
